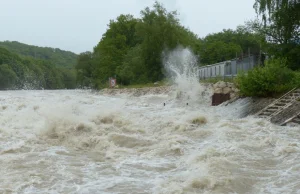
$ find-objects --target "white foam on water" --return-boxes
[0,46,299,194]
[0,89,300,194]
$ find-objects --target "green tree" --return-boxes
[92,14,139,88]
[201,41,242,65]
[116,45,147,84]
[253,0,300,69]
[136,2,179,81]
[76,51,93,87]
[0,64,17,89]
[136,1,199,81]
[199,27,264,65]
[61,68,76,89]
[254,0,299,43]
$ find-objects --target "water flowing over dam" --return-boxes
[0,48,299,193]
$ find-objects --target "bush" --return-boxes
[235,58,299,97]
[294,71,300,87]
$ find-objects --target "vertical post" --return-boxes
[236,60,238,75]
[259,43,262,66]
[230,61,233,79]
[248,47,250,58]
[248,47,251,70]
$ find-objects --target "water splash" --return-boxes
[163,46,208,103]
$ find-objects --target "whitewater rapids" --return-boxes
[0,89,299,194]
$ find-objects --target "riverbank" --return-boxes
[100,86,173,97]
[100,83,299,126]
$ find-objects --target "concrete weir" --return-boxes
[255,88,300,126]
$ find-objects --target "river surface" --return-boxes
[0,90,299,194]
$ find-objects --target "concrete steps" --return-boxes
[256,88,300,121]
[280,112,300,126]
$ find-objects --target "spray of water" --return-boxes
[163,46,209,103]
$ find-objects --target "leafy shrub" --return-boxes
[294,71,300,87]
[235,58,299,97]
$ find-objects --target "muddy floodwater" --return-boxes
[0,90,299,194]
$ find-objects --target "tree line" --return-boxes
[0,47,76,90]
[76,2,266,88]
[1,1,298,91]
[0,41,77,68]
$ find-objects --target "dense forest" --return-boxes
[0,45,77,90]
[0,41,77,68]
[75,2,267,88]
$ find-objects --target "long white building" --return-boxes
[198,55,259,79]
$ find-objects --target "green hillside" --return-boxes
[0,47,76,90]
[0,41,77,68]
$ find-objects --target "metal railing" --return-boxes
[198,55,260,80]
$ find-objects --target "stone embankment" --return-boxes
[100,83,299,126]
[212,81,240,100]
[100,81,240,101]
[100,86,173,97]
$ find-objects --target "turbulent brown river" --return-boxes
[0,89,299,194]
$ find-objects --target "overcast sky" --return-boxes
[0,0,257,54]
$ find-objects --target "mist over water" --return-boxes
[0,49,300,193]
[163,46,209,104]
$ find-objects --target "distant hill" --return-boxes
[0,47,77,90]
[0,41,77,68]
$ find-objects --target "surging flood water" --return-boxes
[0,89,300,194]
